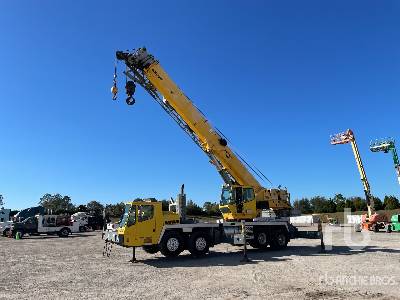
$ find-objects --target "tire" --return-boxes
[160,231,184,257]
[58,228,70,238]
[188,232,210,257]
[249,231,268,249]
[142,245,160,254]
[79,226,86,233]
[386,225,392,233]
[270,231,288,250]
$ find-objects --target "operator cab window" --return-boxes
[138,205,154,222]
[243,188,254,202]
[235,187,243,204]
[127,205,136,227]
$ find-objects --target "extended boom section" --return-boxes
[115,48,291,220]
[330,129,374,216]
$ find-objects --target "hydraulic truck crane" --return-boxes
[112,47,291,221]
[370,138,400,185]
[103,47,319,259]
[330,129,388,232]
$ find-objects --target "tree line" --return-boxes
[5,193,222,218]
[5,193,400,219]
[293,194,400,214]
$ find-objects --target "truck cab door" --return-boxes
[135,205,156,245]
[25,217,37,233]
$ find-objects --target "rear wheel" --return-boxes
[270,231,288,250]
[188,232,210,257]
[160,231,184,257]
[58,228,70,238]
[143,245,160,254]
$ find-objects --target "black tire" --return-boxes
[188,232,210,257]
[160,231,184,257]
[79,226,86,233]
[143,245,160,254]
[249,231,268,249]
[270,231,288,250]
[58,228,70,238]
[386,225,392,233]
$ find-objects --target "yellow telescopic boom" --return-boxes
[114,48,291,220]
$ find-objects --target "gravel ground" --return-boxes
[1,228,400,300]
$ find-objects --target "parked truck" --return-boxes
[11,214,80,238]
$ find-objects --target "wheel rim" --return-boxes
[195,237,207,251]
[167,237,179,252]
[257,233,267,245]
[277,234,286,246]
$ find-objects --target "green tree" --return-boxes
[86,200,104,217]
[333,194,346,212]
[39,193,75,214]
[371,196,383,211]
[344,199,356,212]
[76,205,87,212]
[310,196,331,213]
[203,202,221,216]
[383,195,400,210]
[186,200,203,216]
[105,202,125,218]
[325,199,337,213]
[293,198,313,214]
[349,196,367,212]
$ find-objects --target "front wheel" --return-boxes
[143,245,160,254]
[160,231,184,257]
[188,232,210,257]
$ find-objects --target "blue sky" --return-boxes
[1,1,399,209]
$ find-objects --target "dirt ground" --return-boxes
[1,228,399,300]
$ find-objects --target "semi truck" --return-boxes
[103,47,319,258]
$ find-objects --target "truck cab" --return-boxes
[12,216,38,237]
[117,201,179,247]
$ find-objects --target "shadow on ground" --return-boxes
[132,245,400,268]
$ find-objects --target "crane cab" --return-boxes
[117,201,179,247]
[219,185,258,221]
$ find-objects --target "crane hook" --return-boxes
[125,80,136,105]
[111,65,118,100]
